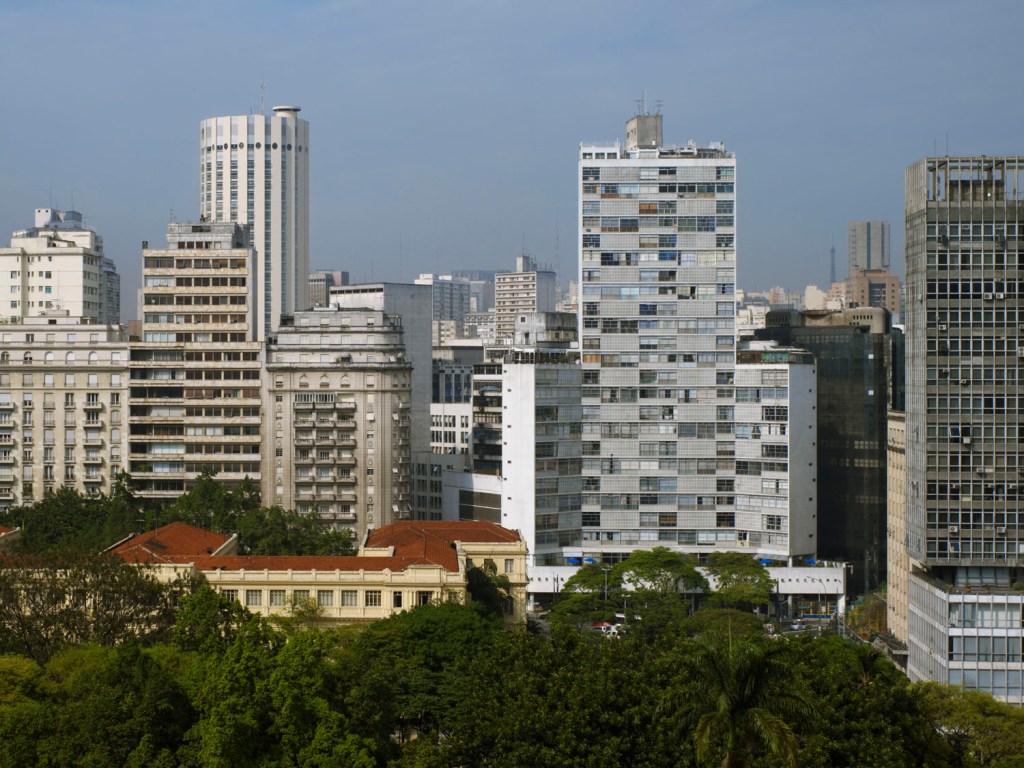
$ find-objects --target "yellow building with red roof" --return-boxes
[109,520,527,624]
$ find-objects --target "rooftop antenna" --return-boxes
[259,80,266,115]
[169,208,175,223]
[829,234,837,286]
[945,131,949,156]
[554,213,561,289]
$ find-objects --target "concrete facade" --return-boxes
[887,411,908,643]
[264,308,412,538]
[130,222,263,499]
[904,156,1024,703]
[848,220,890,273]
[494,255,557,344]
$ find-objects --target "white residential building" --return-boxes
[200,106,310,338]
[579,111,743,563]
[0,208,119,324]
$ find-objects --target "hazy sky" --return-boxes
[2,0,1022,319]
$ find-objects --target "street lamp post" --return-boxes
[602,565,611,602]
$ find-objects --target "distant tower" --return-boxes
[199,105,310,339]
[848,220,890,274]
[829,235,837,285]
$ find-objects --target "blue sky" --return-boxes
[1,0,1021,318]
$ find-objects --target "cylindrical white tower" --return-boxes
[200,106,310,339]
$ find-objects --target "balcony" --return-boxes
[294,401,314,411]
[335,420,357,431]
[83,436,104,447]
[337,438,356,449]
[315,434,334,445]
[339,492,357,503]
[294,436,314,446]
[0,455,14,465]
[335,402,356,411]
[337,475,356,486]
[83,401,104,411]
[83,475,104,484]
[83,455,104,466]
[294,417,314,428]
[0,401,14,410]
[0,474,14,484]
[337,455,356,466]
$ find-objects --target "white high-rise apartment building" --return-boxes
[0,208,120,324]
[200,106,310,339]
[579,111,744,561]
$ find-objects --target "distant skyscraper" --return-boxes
[200,106,310,339]
[848,220,890,273]
[902,156,1024,703]
[494,254,556,344]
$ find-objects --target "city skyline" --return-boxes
[2,0,1022,320]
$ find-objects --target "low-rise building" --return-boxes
[111,520,529,624]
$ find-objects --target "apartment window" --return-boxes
[221,589,238,603]
[245,589,262,607]
[64,393,74,407]
[292,589,310,603]
[269,589,286,607]
[393,592,403,609]
[365,590,382,607]
[416,591,433,606]
[317,590,334,607]
[340,590,358,607]
[65,374,75,386]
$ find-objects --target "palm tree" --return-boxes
[663,636,813,768]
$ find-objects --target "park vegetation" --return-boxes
[1,496,1023,766]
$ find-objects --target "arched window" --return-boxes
[0,351,8,363]
[320,376,329,388]
[65,352,75,364]
[44,351,54,363]
[88,352,98,364]
[23,352,32,364]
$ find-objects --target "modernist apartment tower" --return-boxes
[904,156,1024,702]
[200,106,310,339]
[581,113,770,561]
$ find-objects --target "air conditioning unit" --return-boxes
[984,292,994,300]
[949,525,959,534]
[962,437,972,445]
[997,527,1007,535]
[960,379,970,386]
[996,293,1005,299]
[938,324,948,331]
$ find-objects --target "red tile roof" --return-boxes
[111,521,233,564]
[111,519,520,574]
[189,555,441,572]
[365,520,521,572]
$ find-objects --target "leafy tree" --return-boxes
[614,546,706,595]
[0,554,194,662]
[172,583,253,655]
[677,607,765,641]
[915,681,1024,767]
[662,636,813,768]
[704,552,774,613]
[466,558,513,618]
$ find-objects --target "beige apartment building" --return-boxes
[0,312,129,511]
[493,254,556,344]
[264,308,412,538]
[130,221,263,499]
[887,411,908,644]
